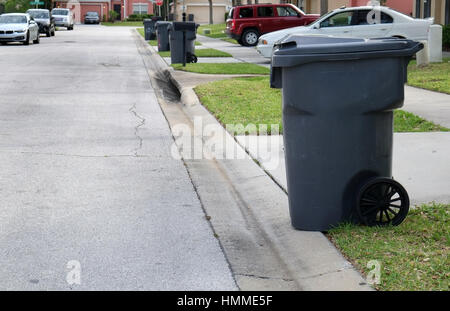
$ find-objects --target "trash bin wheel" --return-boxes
[356,177,409,227]
[187,53,197,63]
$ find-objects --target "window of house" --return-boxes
[276,6,298,17]
[239,7,253,18]
[133,3,148,15]
[257,6,274,17]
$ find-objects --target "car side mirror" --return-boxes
[297,13,302,18]
[313,24,320,29]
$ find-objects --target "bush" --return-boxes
[443,25,450,49]
[109,10,119,22]
[126,14,154,21]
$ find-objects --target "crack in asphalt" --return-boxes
[129,102,146,157]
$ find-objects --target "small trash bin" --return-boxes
[168,22,199,64]
[156,21,171,52]
[143,16,162,40]
[270,35,423,231]
[143,19,152,40]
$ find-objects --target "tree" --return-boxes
[4,0,31,13]
[208,0,213,24]
[173,0,177,21]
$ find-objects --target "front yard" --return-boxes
[408,57,450,94]
[194,76,449,135]
[328,203,449,291]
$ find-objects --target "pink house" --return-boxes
[53,0,155,22]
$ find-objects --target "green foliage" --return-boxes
[108,10,119,22]
[443,25,450,49]
[4,0,31,13]
[126,13,154,21]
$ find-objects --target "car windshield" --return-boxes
[0,15,27,24]
[86,12,98,16]
[52,10,69,16]
[28,11,49,19]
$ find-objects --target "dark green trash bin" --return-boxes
[270,36,423,231]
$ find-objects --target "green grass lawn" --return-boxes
[159,48,231,58]
[328,203,449,291]
[408,57,450,94]
[172,63,269,75]
[198,23,227,38]
[194,76,448,135]
[102,21,144,27]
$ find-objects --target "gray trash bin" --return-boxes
[270,35,423,231]
[156,21,171,52]
[168,22,198,64]
[143,19,153,40]
[143,16,162,40]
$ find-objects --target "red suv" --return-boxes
[226,4,319,46]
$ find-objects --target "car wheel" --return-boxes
[23,31,30,45]
[33,33,40,44]
[46,29,51,37]
[242,29,259,47]
[1,42,7,45]
[237,38,244,45]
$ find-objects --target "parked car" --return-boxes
[0,13,40,45]
[27,9,55,37]
[226,3,319,46]
[51,8,74,30]
[84,11,100,24]
[257,5,434,58]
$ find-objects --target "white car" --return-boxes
[0,13,40,45]
[257,6,434,58]
[51,8,74,30]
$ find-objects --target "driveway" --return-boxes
[0,25,236,290]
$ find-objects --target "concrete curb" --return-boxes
[136,30,373,291]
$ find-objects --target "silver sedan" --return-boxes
[0,13,40,45]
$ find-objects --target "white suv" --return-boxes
[51,8,74,30]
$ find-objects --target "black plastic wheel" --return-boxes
[187,53,197,63]
[356,177,409,227]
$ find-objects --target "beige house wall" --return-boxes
[172,0,231,23]
[413,0,448,24]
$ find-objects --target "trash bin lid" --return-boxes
[272,35,423,68]
[172,22,197,32]
[156,21,172,26]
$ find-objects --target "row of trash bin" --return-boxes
[143,17,198,65]
[145,18,424,232]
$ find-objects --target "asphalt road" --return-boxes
[0,25,236,290]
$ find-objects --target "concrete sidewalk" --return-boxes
[404,86,450,128]
[236,133,450,206]
[196,34,271,67]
